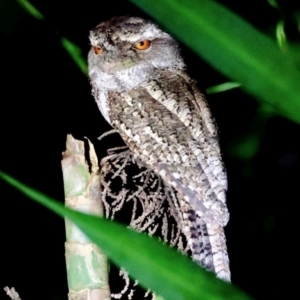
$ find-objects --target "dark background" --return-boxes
[0,0,299,299]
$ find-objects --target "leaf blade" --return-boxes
[129,0,300,123]
[0,170,252,300]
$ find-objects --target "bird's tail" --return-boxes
[180,204,231,282]
[205,221,231,282]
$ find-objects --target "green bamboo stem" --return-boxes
[62,135,110,300]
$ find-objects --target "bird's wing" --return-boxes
[108,71,228,226]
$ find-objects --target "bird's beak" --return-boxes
[100,58,136,74]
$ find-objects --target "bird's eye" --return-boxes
[134,39,151,50]
[93,46,103,55]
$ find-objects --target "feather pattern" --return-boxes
[88,16,231,290]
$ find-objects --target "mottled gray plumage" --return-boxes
[88,16,230,282]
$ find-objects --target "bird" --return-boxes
[87,15,231,285]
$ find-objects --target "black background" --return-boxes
[0,0,299,299]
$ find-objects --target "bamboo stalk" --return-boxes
[62,134,110,300]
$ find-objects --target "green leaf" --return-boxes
[0,170,253,300]
[61,38,88,75]
[16,0,44,20]
[129,0,300,124]
[206,82,241,94]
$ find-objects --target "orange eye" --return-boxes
[134,39,151,50]
[93,46,103,55]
